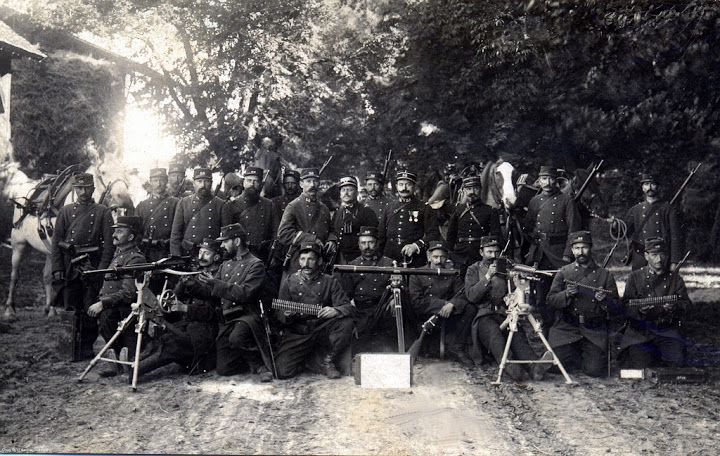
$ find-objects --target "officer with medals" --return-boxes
[619,237,690,368]
[378,170,440,268]
[331,176,378,264]
[546,231,619,377]
[170,167,231,257]
[446,175,503,269]
[136,168,179,263]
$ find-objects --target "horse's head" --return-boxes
[484,160,518,212]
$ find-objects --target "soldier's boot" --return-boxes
[257,365,274,383]
[320,354,341,379]
[530,351,554,381]
[447,345,475,367]
[503,363,529,383]
[136,351,172,377]
[97,349,122,377]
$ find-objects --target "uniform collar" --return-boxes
[115,243,137,254]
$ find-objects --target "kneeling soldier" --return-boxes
[466,236,550,381]
[546,231,619,377]
[619,237,690,368]
[87,216,147,377]
[197,224,273,382]
[275,242,355,379]
[135,238,223,377]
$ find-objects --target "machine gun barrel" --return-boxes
[82,257,190,277]
[333,265,460,276]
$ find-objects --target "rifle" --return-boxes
[407,314,439,361]
[574,160,604,203]
[672,250,690,273]
[563,279,614,295]
[382,149,393,181]
[259,300,279,379]
[333,265,460,276]
[670,162,701,205]
[211,158,225,197]
[319,156,334,176]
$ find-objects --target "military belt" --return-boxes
[567,313,605,327]
[458,237,483,243]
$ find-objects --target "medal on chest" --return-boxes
[409,210,420,223]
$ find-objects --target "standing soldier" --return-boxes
[195,224,273,382]
[446,175,503,268]
[408,241,476,365]
[226,167,280,263]
[274,242,355,379]
[364,171,394,221]
[167,160,189,199]
[378,170,439,268]
[135,238,223,378]
[136,168,178,263]
[51,173,114,360]
[87,216,146,378]
[332,176,378,264]
[276,167,338,275]
[619,237,690,368]
[271,169,302,216]
[170,167,231,257]
[337,226,395,352]
[622,173,683,271]
[545,231,619,377]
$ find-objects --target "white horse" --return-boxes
[2,162,139,322]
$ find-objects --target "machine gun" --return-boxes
[334,264,460,353]
[82,256,192,280]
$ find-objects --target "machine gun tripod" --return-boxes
[492,270,576,385]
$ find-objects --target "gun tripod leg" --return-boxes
[527,314,576,385]
[130,309,147,391]
[491,318,516,385]
[78,312,137,382]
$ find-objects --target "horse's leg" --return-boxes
[44,255,57,318]
[2,240,26,322]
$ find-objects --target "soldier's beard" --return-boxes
[285,186,300,196]
[576,254,591,265]
[244,187,260,203]
[221,248,233,260]
[197,187,210,198]
[369,189,380,197]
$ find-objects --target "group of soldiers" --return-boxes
[50,159,688,383]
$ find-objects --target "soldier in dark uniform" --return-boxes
[332,176,378,264]
[87,216,146,377]
[274,242,355,379]
[225,167,280,262]
[622,173,683,271]
[408,241,476,365]
[51,172,115,359]
[167,160,189,199]
[223,172,243,201]
[546,231,619,377]
[134,238,223,378]
[276,168,338,276]
[170,167,231,257]
[446,176,503,269]
[466,236,551,381]
[136,168,179,263]
[196,224,273,382]
[271,169,302,216]
[337,226,395,352]
[378,170,440,268]
[619,237,690,368]
[363,171,394,221]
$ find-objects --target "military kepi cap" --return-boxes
[339,176,358,188]
[284,169,300,180]
[112,216,143,233]
[366,171,384,182]
[168,162,185,174]
[480,235,501,248]
[150,168,167,179]
[224,172,242,188]
[358,226,378,238]
[244,167,264,179]
[644,236,668,253]
[396,170,418,184]
[199,238,222,252]
[298,241,322,256]
[193,167,212,180]
[427,240,448,252]
[73,173,94,187]
[569,230,593,245]
[640,173,657,184]
[216,223,247,240]
[463,176,482,188]
[300,168,320,180]
[538,166,558,178]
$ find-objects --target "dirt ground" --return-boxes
[1,248,720,455]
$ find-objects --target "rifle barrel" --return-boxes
[333,265,460,276]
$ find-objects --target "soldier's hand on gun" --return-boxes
[566,284,579,298]
[438,302,454,318]
[170,301,188,313]
[196,271,216,286]
[401,243,420,257]
[663,301,677,312]
[87,301,103,317]
[324,240,337,256]
[318,307,339,319]
[594,291,607,302]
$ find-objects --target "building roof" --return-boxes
[0,19,45,60]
